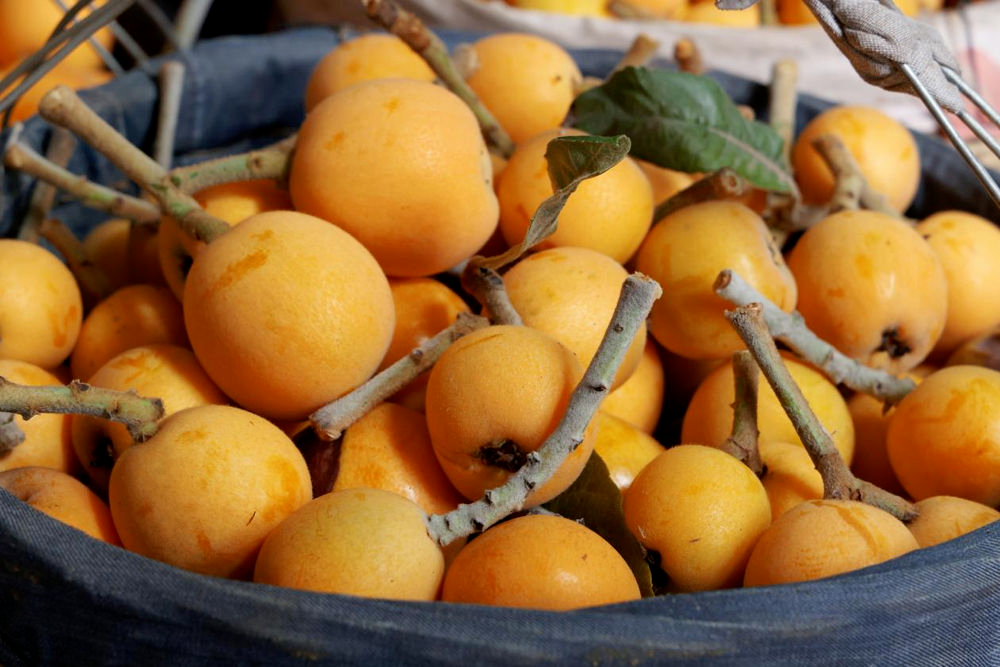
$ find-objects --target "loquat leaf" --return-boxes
[571,66,797,195]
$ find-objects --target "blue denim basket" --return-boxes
[1,26,999,667]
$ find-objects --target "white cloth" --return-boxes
[401,0,1000,133]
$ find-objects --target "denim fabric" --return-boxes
[1,26,999,666]
[1,489,999,666]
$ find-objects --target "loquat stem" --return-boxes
[38,218,110,304]
[0,412,25,454]
[614,34,661,74]
[653,167,753,223]
[169,134,297,195]
[3,139,161,225]
[362,0,516,158]
[813,134,898,217]
[725,304,918,522]
[769,59,798,168]
[309,312,490,440]
[714,269,916,405]
[153,60,186,169]
[425,273,663,546]
[0,377,164,443]
[719,350,764,476]
[460,263,523,326]
[760,0,779,25]
[764,192,832,232]
[37,85,229,243]
[674,38,705,76]
[18,127,77,243]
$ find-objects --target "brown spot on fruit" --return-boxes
[477,438,528,472]
[876,327,912,359]
[210,249,269,293]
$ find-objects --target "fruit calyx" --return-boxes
[876,327,912,360]
[477,438,529,472]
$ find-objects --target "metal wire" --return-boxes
[135,0,181,52]
[51,0,126,76]
[900,62,1000,210]
[0,0,135,128]
[944,67,1000,127]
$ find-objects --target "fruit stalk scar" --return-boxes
[725,303,919,522]
[0,376,164,443]
[425,273,662,546]
[310,312,490,441]
[715,269,916,406]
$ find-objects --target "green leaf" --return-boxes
[544,134,632,191]
[477,134,630,271]
[571,66,797,195]
[542,450,654,598]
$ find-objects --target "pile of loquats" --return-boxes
[502,0,938,27]
[4,12,1000,619]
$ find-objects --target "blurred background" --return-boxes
[94,0,1000,144]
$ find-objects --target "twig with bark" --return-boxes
[461,263,523,326]
[714,269,916,405]
[725,304,918,522]
[170,134,297,194]
[769,59,797,168]
[37,85,230,243]
[38,218,110,304]
[3,138,161,225]
[653,168,753,223]
[425,273,662,546]
[0,377,164,443]
[719,350,764,476]
[615,34,661,73]
[17,127,77,243]
[362,0,515,158]
[674,38,704,75]
[153,60,186,169]
[812,134,897,216]
[310,312,490,440]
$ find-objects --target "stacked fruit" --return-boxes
[2,10,1000,613]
